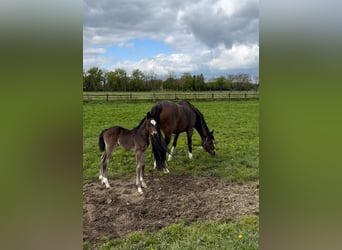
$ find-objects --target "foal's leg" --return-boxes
[168,133,179,161]
[186,129,194,159]
[141,162,147,188]
[135,151,145,194]
[99,144,116,188]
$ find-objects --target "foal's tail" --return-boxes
[149,104,168,170]
[98,129,106,152]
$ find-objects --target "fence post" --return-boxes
[245,92,247,101]
[212,93,214,100]
[106,93,109,102]
[229,92,231,101]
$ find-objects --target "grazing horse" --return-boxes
[98,112,168,193]
[149,100,216,160]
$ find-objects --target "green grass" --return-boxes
[83,100,259,249]
[83,216,258,250]
[83,100,259,183]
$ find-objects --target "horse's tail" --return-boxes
[150,129,168,170]
[99,129,106,152]
[149,104,168,170]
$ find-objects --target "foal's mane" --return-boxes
[133,116,147,130]
[180,100,211,136]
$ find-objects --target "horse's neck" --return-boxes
[195,120,209,139]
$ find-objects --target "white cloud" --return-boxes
[207,44,259,71]
[83,0,259,76]
[83,47,106,55]
[111,53,195,77]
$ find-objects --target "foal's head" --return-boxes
[202,130,216,155]
[145,112,158,135]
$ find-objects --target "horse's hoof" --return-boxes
[137,187,143,194]
[163,168,170,174]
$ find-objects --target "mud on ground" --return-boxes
[83,174,259,246]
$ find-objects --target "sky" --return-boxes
[83,0,259,80]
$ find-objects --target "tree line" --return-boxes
[83,67,259,92]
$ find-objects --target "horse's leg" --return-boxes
[99,144,116,188]
[168,133,179,161]
[186,129,194,159]
[135,151,145,194]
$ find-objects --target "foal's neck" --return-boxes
[135,123,149,139]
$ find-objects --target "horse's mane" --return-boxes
[149,103,162,124]
[134,116,146,130]
[180,100,211,137]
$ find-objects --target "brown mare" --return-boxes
[98,112,168,193]
[149,100,216,160]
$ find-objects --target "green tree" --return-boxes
[105,71,118,91]
[83,67,104,91]
[114,68,128,91]
[131,69,145,91]
[181,72,193,91]
[195,74,205,91]
[164,70,175,90]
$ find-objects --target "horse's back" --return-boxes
[157,100,196,134]
[102,126,125,142]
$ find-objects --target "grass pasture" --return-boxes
[83,100,259,182]
[83,100,259,249]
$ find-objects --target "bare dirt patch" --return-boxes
[83,174,259,246]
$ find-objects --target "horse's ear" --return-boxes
[146,112,151,118]
[210,130,215,139]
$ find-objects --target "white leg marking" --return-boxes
[140,176,147,188]
[154,161,156,169]
[138,187,143,194]
[99,174,103,181]
[163,168,170,174]
[168,146,175,161]
[102,177,111,188]
[188,152,193,159]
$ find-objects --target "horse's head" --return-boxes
[202,130,216,155]
[145,112,158,135]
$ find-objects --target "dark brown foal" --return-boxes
[98,112,167,193]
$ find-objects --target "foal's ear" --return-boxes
[146,112,152,118]
[211,130,214,134]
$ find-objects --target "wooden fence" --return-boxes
[83,91,259,102]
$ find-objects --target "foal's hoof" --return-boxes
[100,177,111,188]
[137,187,143,194]
[100,181,111,189]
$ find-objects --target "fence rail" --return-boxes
[83,91,259,102]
